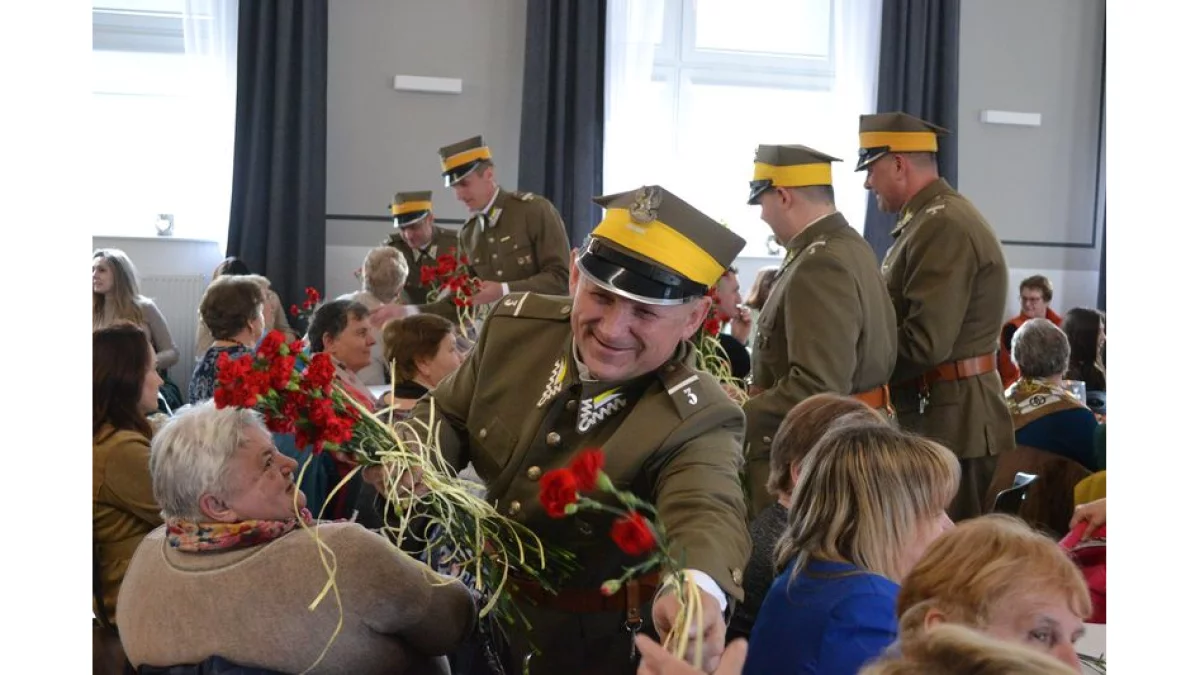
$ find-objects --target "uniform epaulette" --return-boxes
[490,292,572,321]
[511,191,537,202]
[658,359,725,419]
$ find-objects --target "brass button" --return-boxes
[664,364,676,373]
[488,236,495,243]
[526,466,543,481]
[497,270,504,277]
[732,568,744,586]
[559,306,570,314]
[762,436,771,445]
[547,432,562,447]
[566,399,578,412]
[508,500,521,516]
[491,253,498,258]
[479,428,488,440]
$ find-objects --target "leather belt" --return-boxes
[510,571,661,614]
[904,354,998,391]
[851,384,892,411]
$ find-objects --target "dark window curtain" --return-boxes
[518,0,606,248]
[1095,36,1106,311]
[862,0,961,261]
[226,0,328,320]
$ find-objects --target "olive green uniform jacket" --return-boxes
[881,178,1016,515]
[458,189,571,296]
[743,212,897,518]
[411,292,750,673]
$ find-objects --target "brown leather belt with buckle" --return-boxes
[909,353,998,389]
[510,571,661,614]
[851,384,892,411]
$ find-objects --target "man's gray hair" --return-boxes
[149,401,268,521]
[1011,318,1071,379]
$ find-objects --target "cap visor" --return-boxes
[855,148,888,172]
[577,253,695,306]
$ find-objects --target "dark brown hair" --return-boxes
[94,322,154,441]
[1018,274,1054,303]
[767,393,888,495]
[307,299,370,353]
[382,314,456,382]
[745,266,780,310]
[200,276,265,340]
[1063,307,1106,391]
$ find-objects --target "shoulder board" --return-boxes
[490,292,572,321]
[804,238,828,256]
[657,360,726,419]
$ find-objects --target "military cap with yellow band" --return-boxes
[437,135,493,186]
[748,144,842,205]
[577,185,746,306]
[855,111,950,171]
[389,190,433,228]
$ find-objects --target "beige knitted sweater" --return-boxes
[117,522,475,674]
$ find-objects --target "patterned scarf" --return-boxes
[166,508,314,552]
[1004,377,1086,431]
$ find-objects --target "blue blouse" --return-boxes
[743,558,899,675]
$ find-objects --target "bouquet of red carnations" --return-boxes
[538,448,709,668]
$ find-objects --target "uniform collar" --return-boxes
[785,211,845,253]
[893,178,953,237]
[472,186,504,226]
[568,337,686,388]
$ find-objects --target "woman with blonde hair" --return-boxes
[93,249,180,373]
[339,246,409,386]
[859,623,1078,675]
[895,514,1091,671]
[742,424,959,675]
[728,393,887,642]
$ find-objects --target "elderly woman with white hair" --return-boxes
[339,246,409,386]
[1004,318,1101,471]
[117,401,476,675]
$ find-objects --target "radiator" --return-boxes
[141,274,208,394]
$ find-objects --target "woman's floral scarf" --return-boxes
[166,508,314,552]
[1004,377,1086,431]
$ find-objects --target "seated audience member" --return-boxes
[381,314,464,413]
[94,323,166,627]
[188,276,266,404]
[859,623,1078,675]
[710,267,752,383]
[999,275,1062,388]
[307,299,383,410]
[1062,308,1106,414]
[742,265,779,350]
[895,514,1091,671]
[195,257,295,359]
[1005,319,1100,471]
[117,402,476,674]
[743,425,959,675]
[93,248,181,409]
[339,247,410,386]
[727,394,887,642]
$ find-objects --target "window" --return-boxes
[605,0,881,258]
[91,0,237,249]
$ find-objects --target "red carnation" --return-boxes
[569,449,605,492]
[290,303,300,317]
[303,352,337,390]
[610,512,657,556]
[704,317,722,336]
[538,469,579,518]
[257,330,285,358]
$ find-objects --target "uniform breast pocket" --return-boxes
[468,415,517,481]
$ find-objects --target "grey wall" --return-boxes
[325,0,527,297]
[958,0,1105,318]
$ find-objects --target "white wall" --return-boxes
[325,0,527,298]
[958,0,1105,314]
